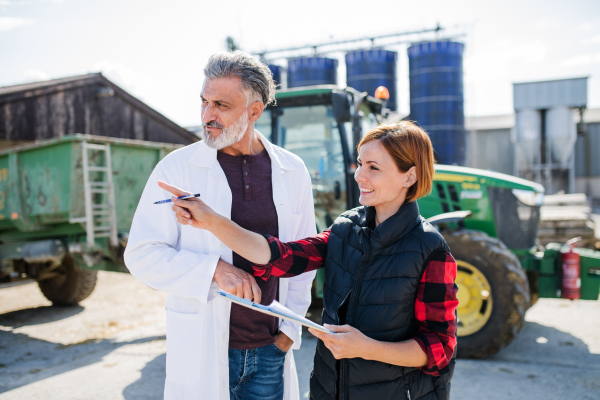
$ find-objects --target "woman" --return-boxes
[163,121,458,400]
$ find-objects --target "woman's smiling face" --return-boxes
[355,140,416,214]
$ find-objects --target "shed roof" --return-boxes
[0,73,199,143]
[466,107,600,131]
[513,77,588,110]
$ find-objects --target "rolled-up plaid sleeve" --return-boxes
[413,251,458,376]
[252,230,330,280]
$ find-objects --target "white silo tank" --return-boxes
[515,109,542,168]
[545,107,576,167]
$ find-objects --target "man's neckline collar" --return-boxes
[187,130,297,171]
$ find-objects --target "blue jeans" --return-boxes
[229,343,287,400]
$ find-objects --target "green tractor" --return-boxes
[256,85,600,358]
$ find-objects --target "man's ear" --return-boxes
[248,101,264,122]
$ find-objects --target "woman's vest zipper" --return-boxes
[339,233,372,400]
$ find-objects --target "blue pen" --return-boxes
[154,193,201,204]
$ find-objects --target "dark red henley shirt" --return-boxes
[217,149,280,350]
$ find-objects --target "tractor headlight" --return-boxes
[511,189,544,207]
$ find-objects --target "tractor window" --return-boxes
[488,187,541,249]
[255,110,272,142]
[274,105,347,231]
[343,122,355,157]
[276,106,344,176]
[343,112,379,160]
[362,112,379,135]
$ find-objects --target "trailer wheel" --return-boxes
[38,256,98,306]
[443,229,530,358]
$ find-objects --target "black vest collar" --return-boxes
[364,201,422,251]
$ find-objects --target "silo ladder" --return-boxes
[82,141,118,249]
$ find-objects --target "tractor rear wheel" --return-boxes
[443,229,530,358]
[38,256,98,306]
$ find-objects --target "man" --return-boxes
[124,51,316,400]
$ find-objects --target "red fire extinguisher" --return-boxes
[561,237,581,300]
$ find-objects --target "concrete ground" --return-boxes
[1,271,599,400]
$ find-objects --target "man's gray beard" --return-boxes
[202,112,249,150]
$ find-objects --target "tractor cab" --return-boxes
[257,85,385,231]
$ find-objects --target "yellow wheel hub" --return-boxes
[456,260,493,336]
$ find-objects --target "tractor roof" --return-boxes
[273,85,386,109]
[435,165,545,193]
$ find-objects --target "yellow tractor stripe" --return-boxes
[433,173,479,183]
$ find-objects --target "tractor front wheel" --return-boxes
[443,229,530,358]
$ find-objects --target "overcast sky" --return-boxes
[1,0,599,127]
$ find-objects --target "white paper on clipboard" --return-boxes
[217,290,335,334]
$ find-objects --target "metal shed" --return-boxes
[466,107,600,203]
[0,73,198,150]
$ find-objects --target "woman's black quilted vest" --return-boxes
[310,201,455,400]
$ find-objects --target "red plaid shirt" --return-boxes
[253,230,458,376]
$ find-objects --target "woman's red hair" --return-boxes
[358,121,435,203]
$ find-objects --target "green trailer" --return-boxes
[0,134,181,304]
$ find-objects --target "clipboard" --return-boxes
[217,290,335,334]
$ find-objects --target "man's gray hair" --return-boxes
[203,51,276,107]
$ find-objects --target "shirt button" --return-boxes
[245,171,248,176]
[220,243,225,248]
[245,185,249,189]
[244,159,247,164]
[220,197,226,202]
[222,382,226,389]
[222,333,226,339]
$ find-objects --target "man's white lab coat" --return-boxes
[124,133,316,400]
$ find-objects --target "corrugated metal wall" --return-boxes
[0,87,193,145]
[575,122,600,177]
[466,111,598,200]
[466,128,514,175]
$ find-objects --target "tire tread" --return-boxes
[444,229,530,358]
[38,256,98,306]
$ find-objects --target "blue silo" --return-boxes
[407,41,466,165]
[268,64,283,88]
[346,49,398,111]
[287,57,338,88]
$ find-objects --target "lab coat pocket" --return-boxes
[166,309,205,385]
